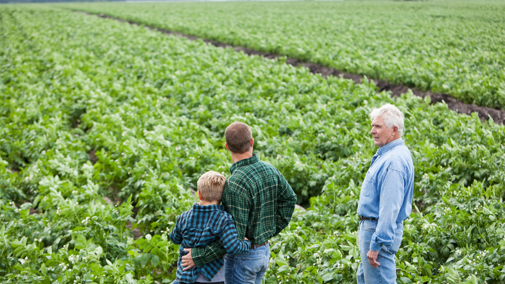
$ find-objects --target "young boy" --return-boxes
[169,171,250,284]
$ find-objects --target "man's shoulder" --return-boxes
[228,160,280,187]
[386,145,413,171]
[233,159,280,177]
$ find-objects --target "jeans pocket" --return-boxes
[242,255,266,275]
[362,219,377,232]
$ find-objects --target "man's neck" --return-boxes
[198,200,220,206]
[381,135,402,148]
[231,151,253,164]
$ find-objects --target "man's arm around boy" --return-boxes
[182,122,297,283]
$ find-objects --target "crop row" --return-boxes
[59,1,505,110]
[0,6,504,284]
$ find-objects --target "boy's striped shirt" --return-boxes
[170,203,250,283]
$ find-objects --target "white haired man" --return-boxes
[357,104,414,284]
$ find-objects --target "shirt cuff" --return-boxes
[192,247,206,267]
[370,239,382,252]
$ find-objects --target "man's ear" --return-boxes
[392,126,398,136]
[225,142,230,151]
[250,138,254,147]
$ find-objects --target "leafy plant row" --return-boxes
[58,1,505,110]
[0,6,504,284]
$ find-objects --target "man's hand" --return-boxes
[367,249,380,268]
[181,248,195,271]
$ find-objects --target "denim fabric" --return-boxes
[357,138,414,251]
[224,243,270,284]
[171,281,224,284]
[357,220,403,284]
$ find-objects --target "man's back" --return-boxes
[222,155,297,245]
[188,122,297,284]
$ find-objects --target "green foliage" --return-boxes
[60,1,505,109]
[0,5,504,283]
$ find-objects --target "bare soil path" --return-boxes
[78,11,505,125]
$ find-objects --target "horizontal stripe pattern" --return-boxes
[170,204,250,283]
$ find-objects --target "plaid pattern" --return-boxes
[192,154,297,267]
[170,204,251,283]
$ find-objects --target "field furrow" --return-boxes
[59,1,505,110]
[0,6,504,284]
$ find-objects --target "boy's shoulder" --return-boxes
[178,204,232,223]
[216,208,233,220]
[177,208,193,222]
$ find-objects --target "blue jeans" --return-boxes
[224,243,270,284]
[357,220,403,284]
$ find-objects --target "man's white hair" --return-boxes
[370,104,405,135]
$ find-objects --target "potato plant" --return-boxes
[0,6,504,284]
[60,1,505,110]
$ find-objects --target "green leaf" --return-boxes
[322,272,334,281]
[140,253,151,267]
[41,264,47,276]
[151,255,160,267]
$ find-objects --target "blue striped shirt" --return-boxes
[170,203,251,283]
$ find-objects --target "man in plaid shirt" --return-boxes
[181,122,297,284]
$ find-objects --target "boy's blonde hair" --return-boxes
[197,171,226,202]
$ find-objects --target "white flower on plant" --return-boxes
[82,216,91,225]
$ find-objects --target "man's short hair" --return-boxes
[370,104,405,135]
[225,122,252,154]
[197,171,226,202]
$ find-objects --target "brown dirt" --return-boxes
[126,220,142,240]
[77,11,505,124]
[89,149,98,164]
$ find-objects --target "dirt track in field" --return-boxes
[79,11,505,125]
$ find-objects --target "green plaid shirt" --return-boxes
[192,154,297,267]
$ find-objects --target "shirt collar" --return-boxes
[230,154,259,174]
[192,203,224,212]
[377,138,404,156]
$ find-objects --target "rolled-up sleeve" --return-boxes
[370,167,404,251]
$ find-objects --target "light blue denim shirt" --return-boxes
[357,138,414,251]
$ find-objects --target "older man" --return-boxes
[357,104,414,284]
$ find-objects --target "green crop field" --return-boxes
[1,3,505,284]
[61,1,505,110]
